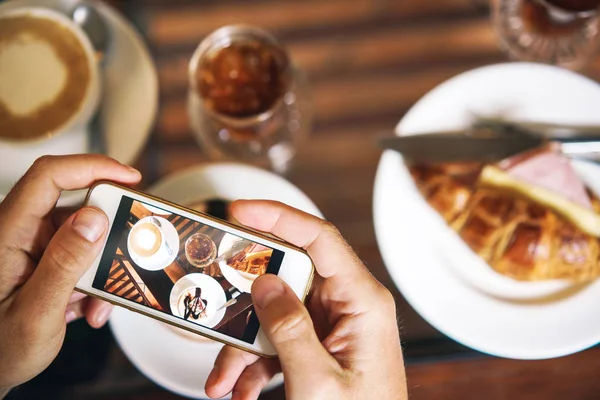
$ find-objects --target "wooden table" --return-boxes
[8,1,600,399]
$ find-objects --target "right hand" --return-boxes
[205,200,407,400]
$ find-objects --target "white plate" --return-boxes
[374,62,600,360]
[218,233,257,293]
[111,308,232,399]
[110,163,323,398]
[169,273,227,329]
[0,0,157,205]
[127,216,179,271]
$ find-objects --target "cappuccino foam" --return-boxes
[0,15,90,140]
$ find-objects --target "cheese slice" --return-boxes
[480,165,600,237]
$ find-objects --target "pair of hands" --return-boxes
[0,155,407,400]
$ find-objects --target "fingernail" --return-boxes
[65,310,78,324]
[253,275,285,309]
[206,365,219,388]
[94,304,112,326]
[72,208,107,243]
[127,166,141,176]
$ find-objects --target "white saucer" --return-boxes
[0,0,158,205]
[110,163,323,398]
[219,233,257,294]
[111,307,237,399]
[127,216,179,271]
[374,62,600,360]
[169,273,227,329]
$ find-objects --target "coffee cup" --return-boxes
[0,6,100,143]
[129,218,165,259]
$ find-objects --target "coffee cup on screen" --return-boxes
[129,220,164,258]
[0,7,100,142]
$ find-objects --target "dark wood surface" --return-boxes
[8,0,600,399]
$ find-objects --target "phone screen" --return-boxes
[92,196,284,344]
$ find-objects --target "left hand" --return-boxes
[0,155,141,391]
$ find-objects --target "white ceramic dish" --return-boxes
[0,0,158,205]
[110,163,323,398]
[127,216,179,272]
[374,62,600,360]
[0,6,101,142]
[218,233,258,293]
[169,273,227,329]
[141,203,172,216]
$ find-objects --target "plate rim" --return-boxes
[110,162,325,397]
[168,272,227,329]
[0,0,158,204]
[373,62,600,359]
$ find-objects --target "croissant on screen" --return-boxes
[409,144,600,282]
[228,244,271,276]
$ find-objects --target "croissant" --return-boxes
[410,162,600,282]
[227,249,270,275]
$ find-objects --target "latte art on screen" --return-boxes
[130,222,163,258]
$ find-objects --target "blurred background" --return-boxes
[6,0,600,399]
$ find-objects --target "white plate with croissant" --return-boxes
[218,233,272,293]
[374,62,600,360]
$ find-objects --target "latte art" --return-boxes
[130,222,163,258]
[0,14,91,140]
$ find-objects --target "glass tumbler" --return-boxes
[187,25,312,174]
[492,0,600,69]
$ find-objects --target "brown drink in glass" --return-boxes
[188,26,311,173]
[196,40,291,120]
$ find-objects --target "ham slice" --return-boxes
[497,143,592,210]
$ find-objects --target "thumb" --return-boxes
[251,274,336,380]
[18,207,108,324]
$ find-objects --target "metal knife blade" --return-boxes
[379,134,546,164]
[214,239,251,264]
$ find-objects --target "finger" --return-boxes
[65,296,112,328]
[231,200,367,282]
[3,154,141,221]
[206,346,260,399]
[251,274,339,389]
[68,291,86,304]
[231,359,280,400]
[85,298,113,329]
[17,207,108,326]
[65,297,90,324]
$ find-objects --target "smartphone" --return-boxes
[76,182,314,357]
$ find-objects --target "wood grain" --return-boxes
[23,1,600,399]
[156,17,500,97]
[407,347,600,400]
[145,0,481,48]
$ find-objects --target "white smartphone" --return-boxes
[76,182,314,357]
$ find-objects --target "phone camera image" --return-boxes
[92,197,284,344]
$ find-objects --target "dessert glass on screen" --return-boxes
[188,25,312,174]
[492,0,600,69]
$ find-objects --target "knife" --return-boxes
[379,133,600,164]
[217,289,242,311]
[214,239,251,265]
